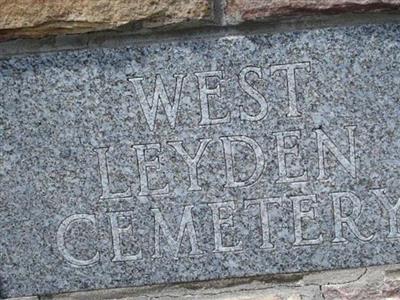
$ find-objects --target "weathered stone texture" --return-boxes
[322,267,400,300]
[225,0,400,24]
[2,0,400,41]
[0,0,211,40]
[17,265,400,299]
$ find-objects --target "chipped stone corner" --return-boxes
[5,264,399,300]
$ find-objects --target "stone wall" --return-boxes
[1,0,400,41]
[2,1,400,300]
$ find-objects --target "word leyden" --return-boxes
[56,62,399,267]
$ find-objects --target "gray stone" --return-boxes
[1,23,400,298]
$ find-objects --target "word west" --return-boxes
[130,62,311,130]
[56,62,399,267]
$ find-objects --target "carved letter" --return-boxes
[132,143,169,196]
[270,62,310,117]
[290,195,323,246]
[331,191,374,243]
[57,214,99,266]
[220,135,265,188]
[208,201,242,252]
[93,147,132,200]
[273,130,308,183]
[315,126,356,180]
[371,189,400,239]
[245,198,280,249]
[195,70,230,125]
[128,74,186,130]
[108,211,142,261]
[151,205,203,258]
[167,138,212,191]
[239,66,268,121]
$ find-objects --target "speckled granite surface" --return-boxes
[1,24,400,298]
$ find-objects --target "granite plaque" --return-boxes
[1,24,400,298]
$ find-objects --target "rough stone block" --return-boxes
[0,0,211,41]
[224,0,400,24]
[322,265,400,299]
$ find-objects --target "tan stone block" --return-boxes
[321,265,400,299]
[0,0,211,40]
[225,0,400,24]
